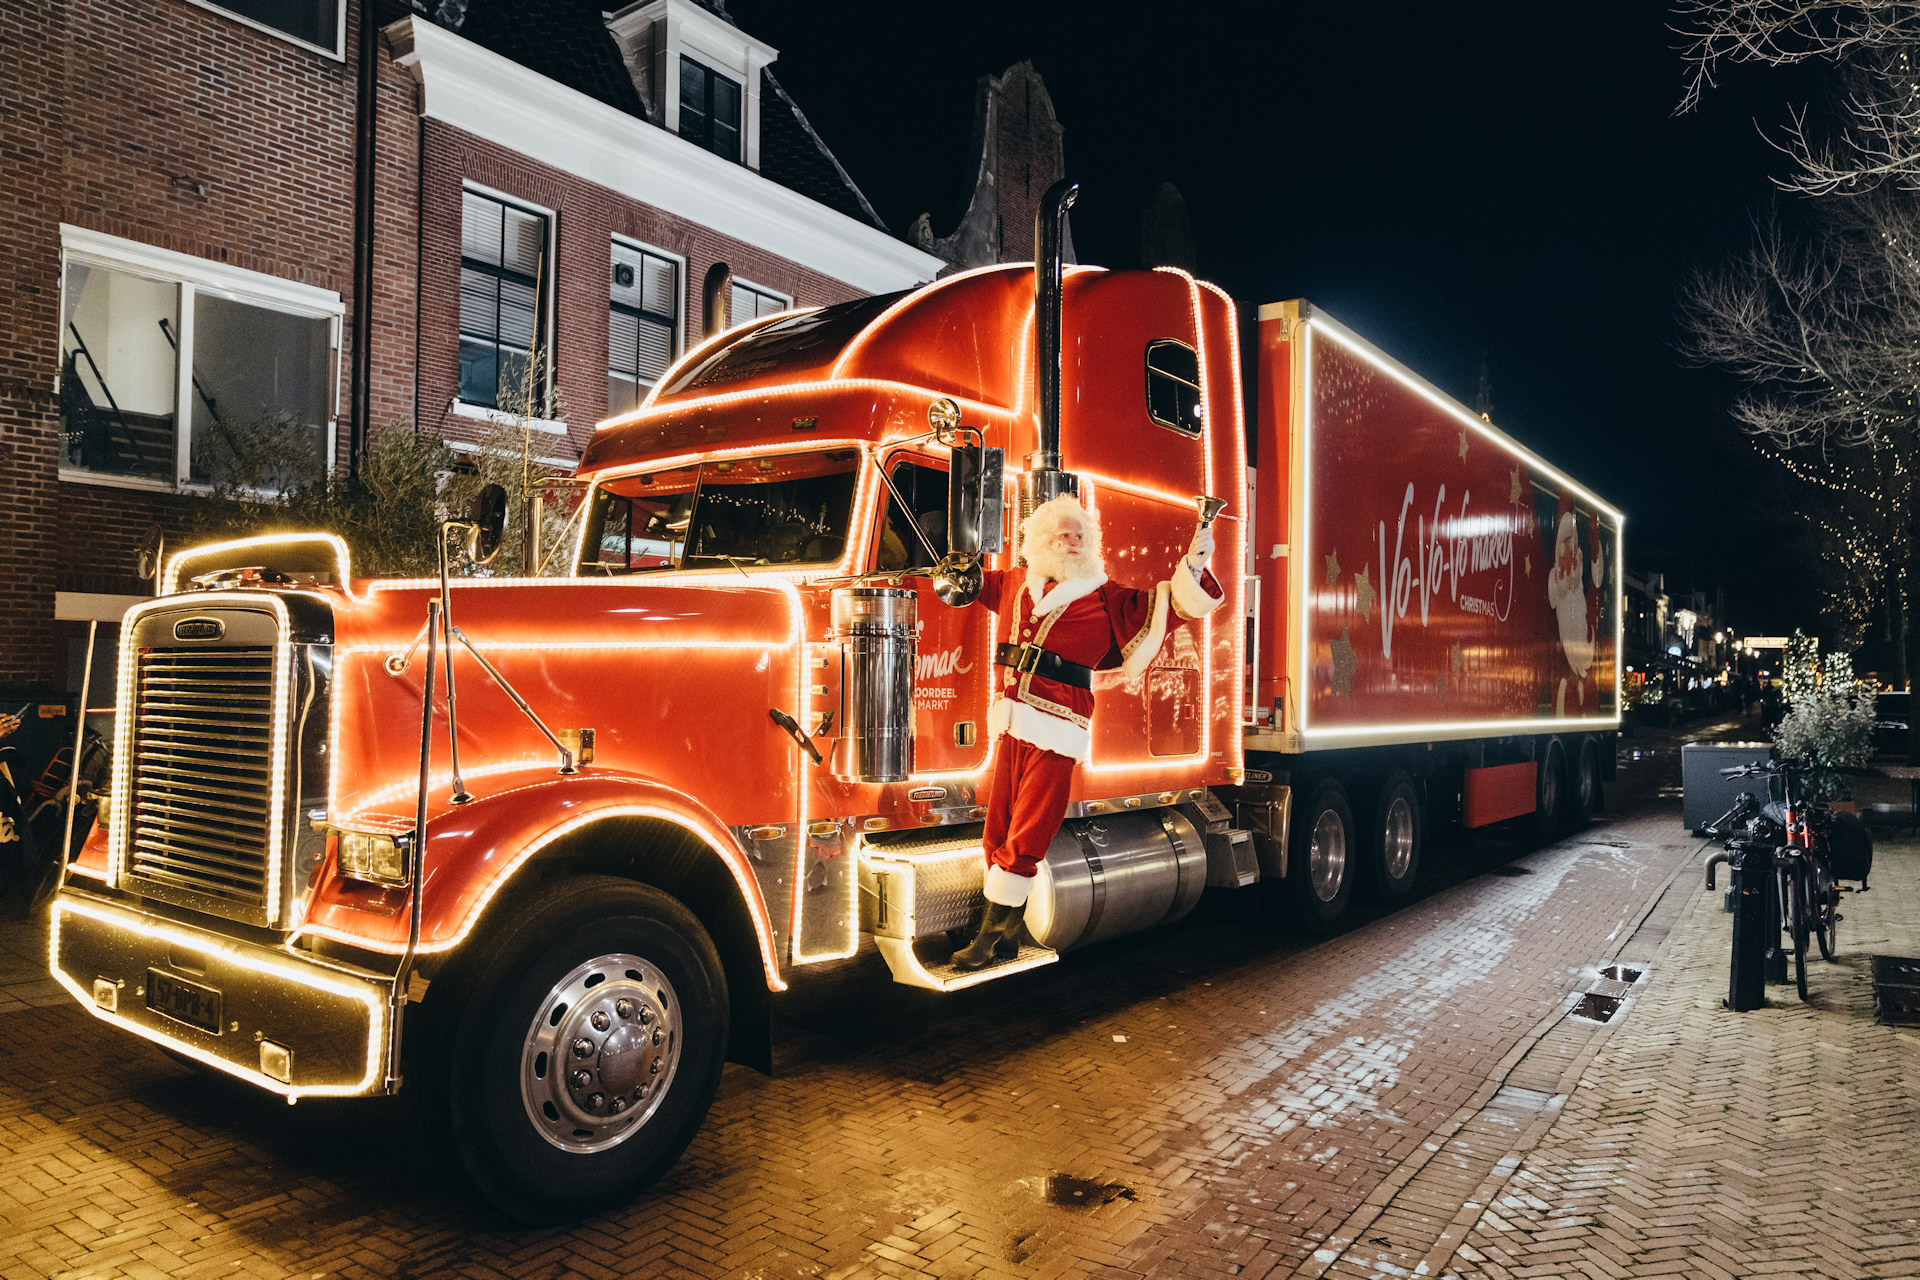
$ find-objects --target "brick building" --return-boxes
[1,0,940,717]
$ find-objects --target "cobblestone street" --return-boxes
[1,725,1914,1278]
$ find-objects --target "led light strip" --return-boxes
[1292,313,1624,737]
[631,307,817,418]
[1310,315,1623,520]
[50,897,387,1099]
[828,262,1025,380]
[162,532,363,601]
[106,592,295,923]
[291,803,790,991]
[1195,278,1251,772]
[317,579,808,989]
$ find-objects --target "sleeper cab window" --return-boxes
[1145,339,1203,436]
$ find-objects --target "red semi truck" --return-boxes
[49,187,1620,1219]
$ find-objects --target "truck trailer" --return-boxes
[49,186,1620,1220]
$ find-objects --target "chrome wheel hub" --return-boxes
[520,953,680,1154]
[1383,797,1415,880]
[1311,809,1348,902]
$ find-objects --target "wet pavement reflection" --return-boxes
[0,718,1741,1278]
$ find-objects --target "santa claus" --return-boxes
[949,494,1224,969]
[1545,503,1597,715]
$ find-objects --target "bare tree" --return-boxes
[1680,196,1920,447]
[1676,1,1920,194]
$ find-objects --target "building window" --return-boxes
[186,0,345,59]
[609,241,680,417]
[1144,339,1203,436]
[678,56,742,161]
[460,190,550,415]
[58,227,340,492]
[730,280,789,325]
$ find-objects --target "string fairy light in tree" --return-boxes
[1783,630,1820,706]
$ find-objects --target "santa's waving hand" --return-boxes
[946,495,1224,970]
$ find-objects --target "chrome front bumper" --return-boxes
[50,891,395,1100]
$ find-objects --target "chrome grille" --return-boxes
[127,646,278,906]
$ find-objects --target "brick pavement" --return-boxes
[1446,835,1920,1280]
[0,808,1708,1278]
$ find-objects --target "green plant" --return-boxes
[1772,647,1875,800]
[174,415,577,580]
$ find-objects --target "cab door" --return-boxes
[874,450,994,777]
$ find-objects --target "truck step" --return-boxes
[859,830,990,941]
[873,935,1059,991]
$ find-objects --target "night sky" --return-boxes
[730,0,1831,636]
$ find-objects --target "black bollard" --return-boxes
[1726,840,1771,1011]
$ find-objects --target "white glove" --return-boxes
[1186,523,1214,581]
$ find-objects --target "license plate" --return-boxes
[146,969,223,1034]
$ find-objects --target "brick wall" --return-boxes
[3,1,901,690]
[990,63,1066,267]
[1,0,364,688]
[413,119,869,464]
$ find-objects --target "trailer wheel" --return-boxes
[1566,737,1603,827]
[1362,771,1423,906]
[1283,778,1355,931]
[1529,739,1567,842]
[428,876,728,1223]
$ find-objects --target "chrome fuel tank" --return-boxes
[1024,808,1207,951]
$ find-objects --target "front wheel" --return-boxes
[426,877,729,1223]
[1782,861,1811,1001]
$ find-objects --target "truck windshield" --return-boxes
[579,449,861,575]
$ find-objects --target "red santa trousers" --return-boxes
[982,734,1077,886]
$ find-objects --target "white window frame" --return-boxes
[605,0,777,169]
[180,0,347,62]
[56,223,344,494]
[609,233,687,412]
[730,277,791,326]
[451,181,566,432]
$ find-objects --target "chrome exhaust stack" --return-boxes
[1019,179,1080,532]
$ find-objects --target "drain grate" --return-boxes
[1569,963,1648,1024]
[1871,955,1920,1025]
[1571,992,1622,1023]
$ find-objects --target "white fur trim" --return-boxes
[1121,581,1172,679]
[1170,564,1225,620]
[984,864,1033,906]
[1025,572,1106,616]
[994,698,1091,759]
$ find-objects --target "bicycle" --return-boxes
[1706,760,1854,1001]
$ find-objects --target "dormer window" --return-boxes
[605,0,777,169]
[678,57,741,161]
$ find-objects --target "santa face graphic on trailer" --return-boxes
[1543,492,1607,717]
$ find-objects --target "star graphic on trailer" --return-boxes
[1330,628,1358,697]
[1509,465,1523,506]
[1458,429,1468,460]
[1325,549,1340,585]
[1355,565,1374,620]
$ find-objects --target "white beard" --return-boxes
[1025,542,1104,584]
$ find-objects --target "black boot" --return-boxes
[992,903,1027,959]
[953,901,1016,970]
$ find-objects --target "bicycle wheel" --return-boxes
[1785,862,1811,1001]
[1812,865,1839,961]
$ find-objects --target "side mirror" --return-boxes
[947,443,1005,558]
[465,483,509,565]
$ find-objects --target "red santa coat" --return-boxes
[978,562,1224,761]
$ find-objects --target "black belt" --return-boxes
[995,642,1092,689]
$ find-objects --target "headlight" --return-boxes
[332,829,408,885]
